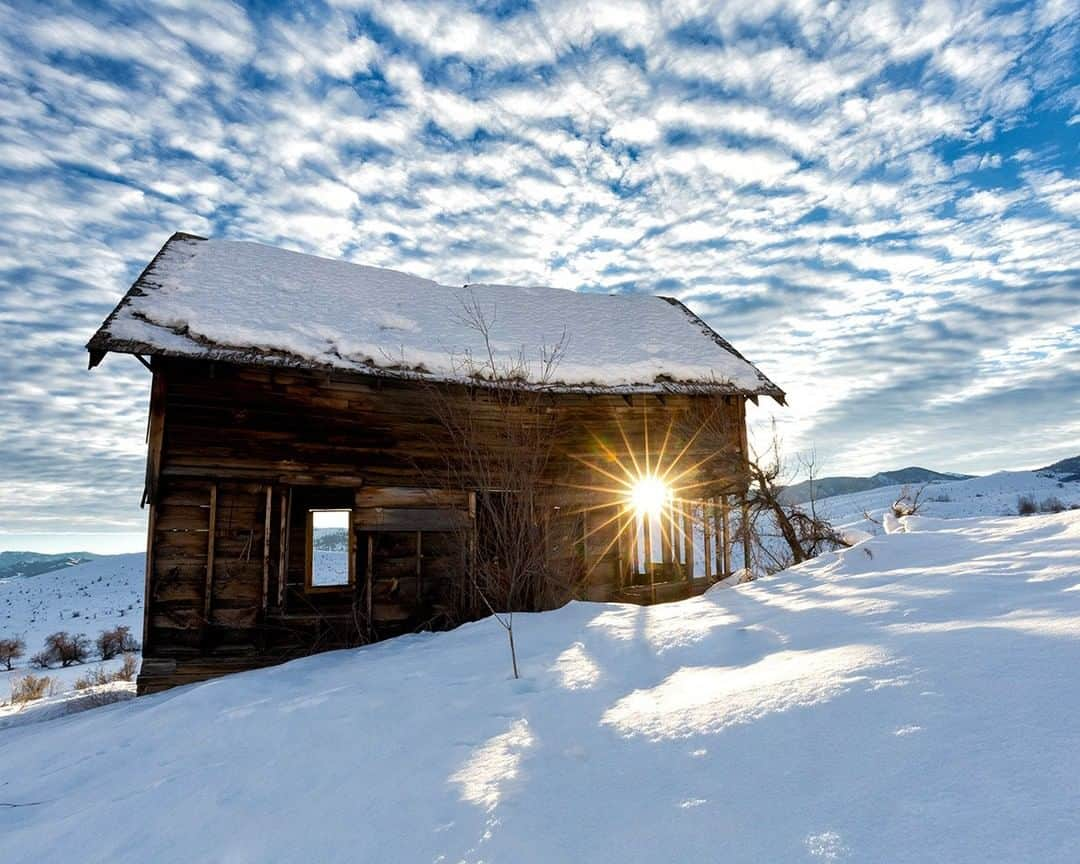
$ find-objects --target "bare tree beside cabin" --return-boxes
[418,294,578,679]
[742,425,849,575]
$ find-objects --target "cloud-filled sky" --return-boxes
[0,0,1078,551]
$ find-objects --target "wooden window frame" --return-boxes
[304,508,355,593]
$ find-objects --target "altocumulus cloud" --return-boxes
[0,0,1077,540]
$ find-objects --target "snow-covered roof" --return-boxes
[88,233,783,400]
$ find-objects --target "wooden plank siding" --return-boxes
[137,356,751,693]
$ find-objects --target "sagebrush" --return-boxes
[11,673,52,704]
[74,654,138,691]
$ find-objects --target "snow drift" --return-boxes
[2,513,1080,863]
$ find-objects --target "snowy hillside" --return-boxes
[0,551,101,580]
[782,466,971,503]
[2,512,1079,863]
[819,467,1080,530]
[0,553,143,704]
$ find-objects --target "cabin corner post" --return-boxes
[139,366,167,656]
[142,368,167,508]
[141,502,157,655]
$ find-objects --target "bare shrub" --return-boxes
[11,673,52,704]
[1017,494,1038,516]
[74,654,139,695]
[891,485,928,518]
[96,625,139,660]
[0,636,25,670]
[41,631,91,667]
[29,650,53,669]
[418,294,575,678]
[1040,496,1066,514]
[115,653,139,682]
[74,666,112,691]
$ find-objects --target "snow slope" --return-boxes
[0,551,101,580]
[2,512,1079,863]
[0,553,143,700]
[820,467,1080,530]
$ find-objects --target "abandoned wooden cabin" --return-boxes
[88,232,784,693]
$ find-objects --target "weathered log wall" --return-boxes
[137,357,749,692]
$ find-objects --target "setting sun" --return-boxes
[630,474,672,518]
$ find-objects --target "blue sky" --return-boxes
[0,0,1078,552]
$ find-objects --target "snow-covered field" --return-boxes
[311,547,349,586]
[0,553,143,719]
[821,466,1080,533]
[2,511,1078,863]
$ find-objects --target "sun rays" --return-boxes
[559,409,738,584]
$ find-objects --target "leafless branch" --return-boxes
[416,296,579,679]
[744,421,849,574]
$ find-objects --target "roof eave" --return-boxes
[88,335,785,398]
[658,296,785,404]
[86,231,208,369]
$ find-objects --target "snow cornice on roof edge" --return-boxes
[87,232,785,404]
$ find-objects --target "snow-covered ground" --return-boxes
[820,467,1080,534]
[2,511,1079,863]
[0,553,143,715]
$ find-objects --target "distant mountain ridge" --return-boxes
[781,467,974,504]
[1040,455,1080,483]
[0,550,101,580]
[782,454,1080,504]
